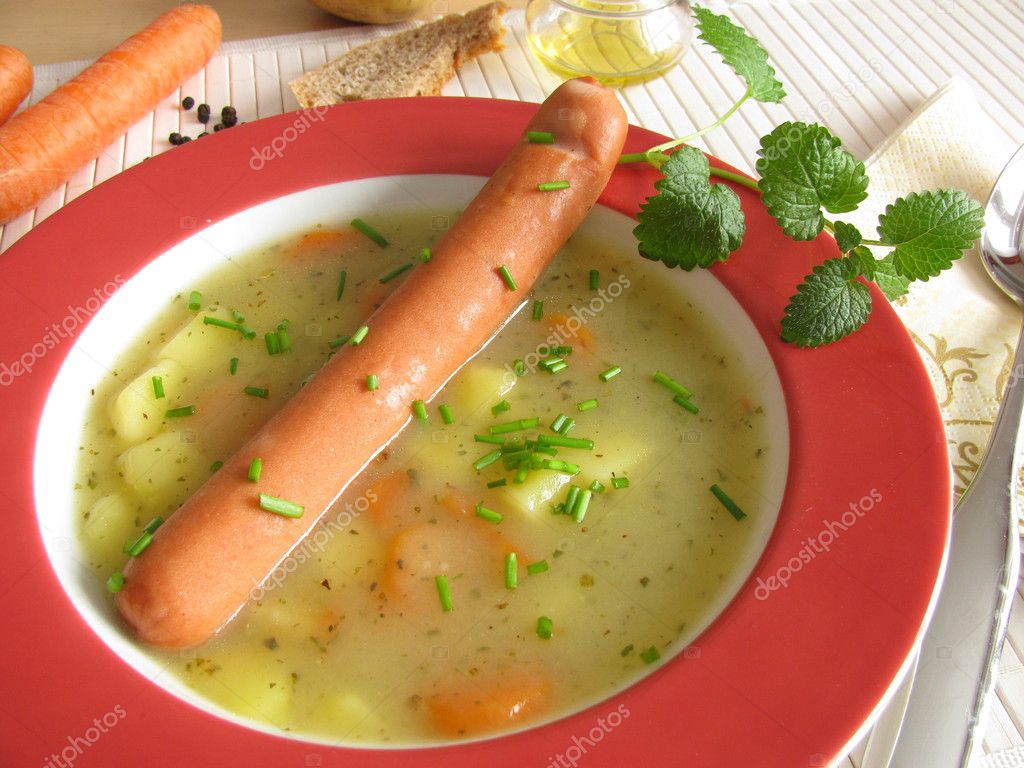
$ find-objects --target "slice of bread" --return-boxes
[290,2,509,107]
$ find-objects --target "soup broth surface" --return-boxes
[74,211,775,744]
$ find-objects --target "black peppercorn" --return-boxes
[197,103,211,124]
[181,96,195,110]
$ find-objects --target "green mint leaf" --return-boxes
[871,253,912,301]
[781,256,872,347]
[877,190,985,280]
[848,245,876,279]
[693,6,785,103]
[634,146,745,270]
[833,221,862,254]
[756,122,870,240]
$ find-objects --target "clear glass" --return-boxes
[526,0,693,86]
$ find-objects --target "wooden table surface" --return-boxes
[0,0,522,65]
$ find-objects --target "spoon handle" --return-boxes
[889,322,1024,768]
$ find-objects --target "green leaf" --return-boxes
[877,190,985,281]
[833,221,862,254]
[634,146,746,270]
[756,123,870,240]
[694,6,785,103]
[848,245,876,279]
[781,256,872,347]
[871,253,912,301]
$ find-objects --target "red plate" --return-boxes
[0,98,949,767]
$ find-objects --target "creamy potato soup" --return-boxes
[73,211,774,744]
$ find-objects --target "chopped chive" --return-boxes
[229,357,239,375]
[151,376,165,399]
[548,360,568,374]
[475,503,504,524]
[491,399,511,416]
[589,269,600,290]
[328,336,349,349]
[203,316,246,333]
[550,345,573,356]
[436,574,453,612]
[710,484,747,521]
[532,300,544,321]
[514,465,529,484]
[474,434,506,445]
[538,180,571,191]
[564,485,581,514]
[536,615,554,639]
[541,459,580,475]
[350,325,369,345]
[487,478,508,489]
[439,404,454,424]
[497,265,517,291]
[124,531,153,557]
[187,291,202,311]
[489,417,540,435]
[336,269,347,301]
[106,571,125,593]
[527,130,555,144]
[473,449,503,471]
[412,400,428,421]
[514,359,526,376]
[539,356,564,371]
[505,552,518,590]
[143,517,164,535]
[366,374,379,391]
[640,645,661,664]
[264,331,281,355]
[244,386,269,399]
[379,262,413,283]
[577,398,599,412]
[248,457,262,483]
[259,493,304,518]
[600,366,622,382]
[164,405,196,418]
[674,394,700,414]
[550,413,568,433]
[239,325,257,339]
[536,434,594,450]
[351,217,389,247]
[234,310,247,323]
[278,329,292,352]
[611,476,630,489]
[589,480,606,493]
[556,417,576,435]
[210,460,224,473]
[572,489,592,523]
[420,247,432,263]
[653,370,692,399]
[527,560,549,576]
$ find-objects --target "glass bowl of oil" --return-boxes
[526,0,693,86]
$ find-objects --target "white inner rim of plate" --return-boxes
[33,174,789,747]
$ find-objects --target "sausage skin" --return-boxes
[116,78,628,648]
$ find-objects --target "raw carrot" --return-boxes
[426,673,551,736]
[548,311,595,351]
[0,46,31,125]
[0,6,221,223]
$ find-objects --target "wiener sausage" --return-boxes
[116,78,628,648]
[0,46,32,125]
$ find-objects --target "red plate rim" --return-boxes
[0,97,950,767]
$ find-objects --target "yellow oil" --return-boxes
[526,0,689,87]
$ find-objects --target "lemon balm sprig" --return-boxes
[624,5,984,348]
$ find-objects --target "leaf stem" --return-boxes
[708,167,761,193]
[648,86,753,156]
